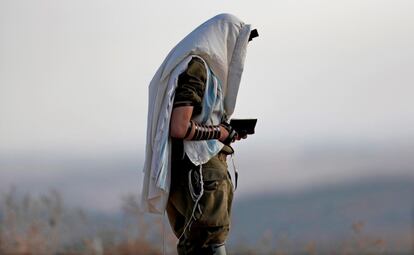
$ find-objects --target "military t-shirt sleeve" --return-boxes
[173,57,207,116]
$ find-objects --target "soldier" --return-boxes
[141,13,258,255]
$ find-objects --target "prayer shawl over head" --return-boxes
[141,13,251,214]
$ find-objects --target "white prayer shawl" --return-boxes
[141,13,251,214]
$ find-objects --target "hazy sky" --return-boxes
[1,0,414,211]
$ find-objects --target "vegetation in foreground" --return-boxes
[0,187,412,255]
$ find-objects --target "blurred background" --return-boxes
[1,0,413,254]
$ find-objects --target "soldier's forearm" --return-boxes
[183,120,223,141]
[170,105,233,142]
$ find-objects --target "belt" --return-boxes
[217,152,227,162]
[217,145,234,162]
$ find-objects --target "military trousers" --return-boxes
[167,153,234,255]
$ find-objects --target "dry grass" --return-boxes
[0,187,62,254]
[0,187,164,255]
[0,187,412,255]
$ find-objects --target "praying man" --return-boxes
[141,13,258,255]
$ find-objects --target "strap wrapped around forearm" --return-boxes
[183,121,193,139]
[189,121,222,140]
[221,122,238,145]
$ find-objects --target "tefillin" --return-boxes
[248,29,259,41]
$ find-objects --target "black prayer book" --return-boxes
[229,118,257,136]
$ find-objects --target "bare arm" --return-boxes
[170,106,229,142]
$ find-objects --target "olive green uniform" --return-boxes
[167,57,234,254]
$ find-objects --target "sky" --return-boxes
[1,0,413,211]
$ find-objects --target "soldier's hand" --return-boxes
[235,133,248,141]
[219,124,238,144]
[219,125,229,142]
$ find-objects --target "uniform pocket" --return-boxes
[203,180,219,191]
[193,178,233,227]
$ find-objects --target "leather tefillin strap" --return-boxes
[185,120,222,140]
[183,121,193,139]
[221,122,237,145]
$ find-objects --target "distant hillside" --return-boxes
[229,176,414,253]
